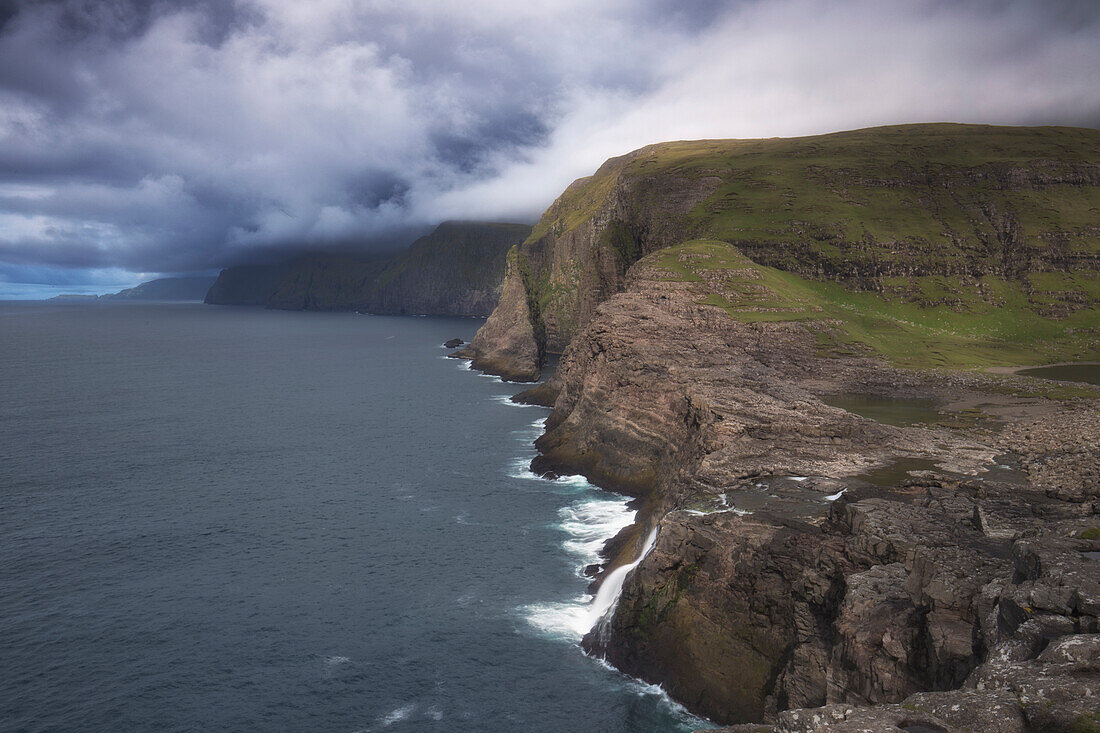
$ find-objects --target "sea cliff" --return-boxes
[469,124,1100,728]
[205,221,531,315]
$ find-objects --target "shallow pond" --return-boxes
[854,457,940,486]
[821,394,944,427]
[1017,363,1100,386]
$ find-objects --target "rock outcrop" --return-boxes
[103,276,217,301]
[606,479,1099,726]
[706,634,1100,732]
[453,251,543,381]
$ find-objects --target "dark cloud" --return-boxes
[0,0,1097,290]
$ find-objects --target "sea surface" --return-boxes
[0,302,704,732]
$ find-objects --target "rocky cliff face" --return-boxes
[541,251,1100,727]
[266,256,387,311]
[204,264,293,305]
[469,124,1100,379]
[464,124,1100,727]
[205,221,531,315]
[361,221,532,316]
[528,249,1095,726]
[453,250,542,381]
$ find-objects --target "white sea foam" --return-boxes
[592,658,707,726]
[510,416,548,438]
[506,455,543,481]
[523,499,657,643]
[553,473,595,490]
[379,704,415,727]
[825,488,847,501]
[491,394,545,408]
[470,355,683,714]
[558,498,636,564]
[523,596,599,638]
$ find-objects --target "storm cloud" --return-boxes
[0,0,1097,287]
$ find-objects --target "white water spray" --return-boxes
[587,526,660,644]
[522,505,661,641]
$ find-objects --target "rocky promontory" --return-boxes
[552,249,1099,729]
[464,124,1100,728]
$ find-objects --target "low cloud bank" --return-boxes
[0,0,1096,286]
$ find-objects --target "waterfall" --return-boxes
[587,525,659,644]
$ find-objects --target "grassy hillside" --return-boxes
[509,124,1100,368]
[649,240,1098,369]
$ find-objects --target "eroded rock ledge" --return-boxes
[522,254,1099,729]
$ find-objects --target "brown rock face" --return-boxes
[526,254,1099,725]
[532,260,986,500]
[453,251,542,382]
[704,635,1100,732]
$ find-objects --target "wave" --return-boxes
[450,340,705,729]
[491,394,545,408]
[521,493,639,641]
[592,658,708,728]
[558,498,635,566]
[378,703,415,727]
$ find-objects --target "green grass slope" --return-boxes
[650,239,1097,370]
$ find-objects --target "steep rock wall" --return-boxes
[453,250,542,381]
[532,246,1098,724]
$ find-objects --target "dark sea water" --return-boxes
[0,302,704,733]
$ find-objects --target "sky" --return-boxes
[1,0,1098,297]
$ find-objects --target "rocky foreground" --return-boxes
[502,252,1099,731]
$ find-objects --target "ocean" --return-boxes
[0,302,704,732]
